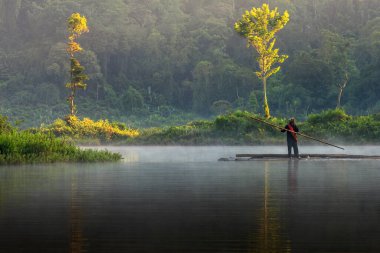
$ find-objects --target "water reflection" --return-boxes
[1,147,380,253]
[287,159,299,193]
[70,173,86,253]
[251,162,292,253]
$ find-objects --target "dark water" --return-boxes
[1,146,380,253]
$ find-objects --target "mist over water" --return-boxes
[1,146,380,252]
[91,145,380,163]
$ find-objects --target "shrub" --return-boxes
[45,115,139,142]
[306,109,351,125]
[0,115,15,133]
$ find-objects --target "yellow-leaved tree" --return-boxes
[66,13,89,116]
[234,4,289,118]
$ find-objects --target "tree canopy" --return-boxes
[235,3,289,118]
[0,0,379,127]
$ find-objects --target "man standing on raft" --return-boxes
[281,118,300,159]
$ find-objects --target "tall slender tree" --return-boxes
[66,13,89,116]
[319,30,357,108]
[234,4,289,118]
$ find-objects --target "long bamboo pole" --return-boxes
[248,115,345,150]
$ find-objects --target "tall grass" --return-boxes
[0,131,121,165]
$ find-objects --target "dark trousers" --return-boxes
[287,139,299,157]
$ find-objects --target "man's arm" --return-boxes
[281,125,288,132]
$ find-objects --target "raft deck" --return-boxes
[219,154,380,161]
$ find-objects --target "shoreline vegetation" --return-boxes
[1,108,379,165]
[39,109,380,146]
[0,116,121,165]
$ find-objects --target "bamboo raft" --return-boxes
[216,116,380,161]
[218,154,380,161]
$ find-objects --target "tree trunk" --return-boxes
[263,77,270,118]
[336,74,349,109]
[96,83,99,102]
[100,53,110,81]
[312,0,317,19]
[336,87,343,109]
[70,97,74,116]
[0,0,21,32]
[69,89,75,116]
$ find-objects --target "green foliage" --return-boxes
[13,109,380,145]
[0,131,121,165]
[0,115,15,133]
[306,109,351,125]
[126,109,380,145]
[214,111,286,137]
[129,111,288,145]
[43,115,139,143]
[67,13,89,37]
[121,86,144,112]
[192,61,214,114]
[66,12,89,116]
[248,91,260,113]
[0,115,121,164]
[301,109,380,143]
[372,112,380,121]
[66,58,88,89]
[120,110,203,128]
[1,1,380,123]
[210,100,232,115]
[319,30,358,108]
[234,4,289,80]
[234,3,290,118]
[133,119,215,145]
[0,116,120,165]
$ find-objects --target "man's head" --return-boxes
[289,117,295,124]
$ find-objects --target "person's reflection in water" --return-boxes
[287,159,299,193]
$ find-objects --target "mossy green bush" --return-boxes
[306,109,351,125]
[301,109,380,143]
[0,115,15,133]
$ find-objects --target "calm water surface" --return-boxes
[1,146,380,253]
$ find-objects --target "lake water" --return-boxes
[1,146,380,253]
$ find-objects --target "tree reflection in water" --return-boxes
[251,161,293,253]
[70,173,86,253]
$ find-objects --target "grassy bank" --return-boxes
[40,109,380,145]
[0,116,122,165]
[0,132,121,165]
[300,109,380,143]
[126,109,380,145]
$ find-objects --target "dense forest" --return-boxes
[0,0,379,127]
